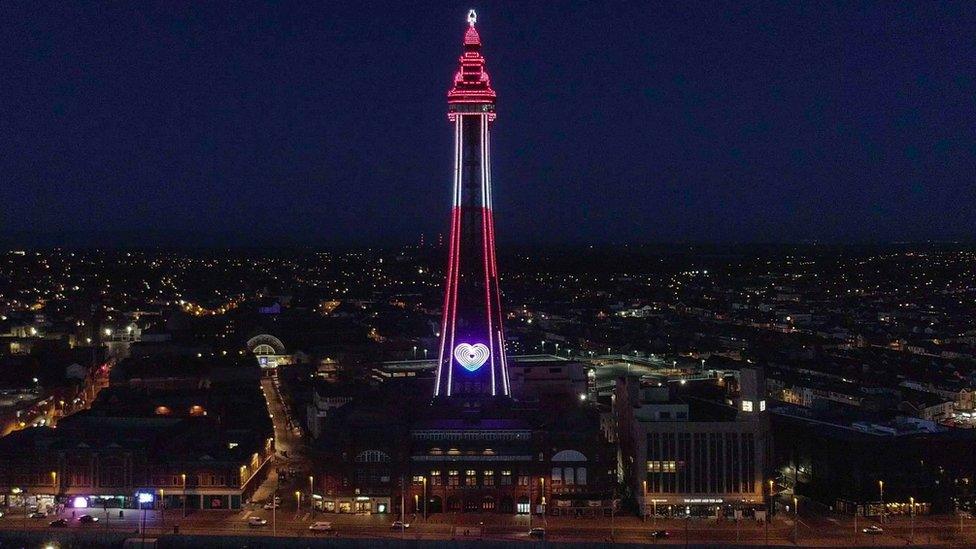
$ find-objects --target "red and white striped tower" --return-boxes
[434,10,509,399]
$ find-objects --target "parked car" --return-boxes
[650,530,670,538]
[529,527,546,538]
[78,514,99,524]
[309,521,334,531]
[862,525,883,535]
[248,517,268,527]
[29,511,47,519]
[262,502,279,510]
[391,520,410,529]
[49,518,68,527]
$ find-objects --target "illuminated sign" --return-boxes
[73,496,88,508]
[137,492,154,504]
[454,343,490,372]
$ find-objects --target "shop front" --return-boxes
[327,496,390,514]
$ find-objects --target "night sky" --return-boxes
[2,1,974,247]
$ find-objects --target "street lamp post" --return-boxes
[295,491,301,517]
[160,488,165,527]
[766,479,774,546]
[308,476,314,517]
[909,496,915,544]
[423,476,428,521]
[793,496,799,544]
[879,480,884,524]
[642,480,647,522]
[181,473,187,518]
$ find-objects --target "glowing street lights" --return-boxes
[793,496,799,544]
[909,496,915,544]
[181,473,187,518]
[308,476,314,517]
[295,491,301,517]
[879,480,885,523]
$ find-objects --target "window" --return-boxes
[448,470,460,486]
[576,467,587,486]
[659,411,671,419]
[647,461,678,473]
[465,469,477,487]
[412,475,425,485]
[563,467,575,485]
[551,467,562,484]
[500,470,512,486]
[741,400,754,412]
[518,475,530,486]
[760,400,766,411]
[355,450,391,463]
[483,470,494,486]
[431,470,442,486]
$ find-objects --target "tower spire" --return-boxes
[448,10,496,116]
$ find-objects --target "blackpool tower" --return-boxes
[434,10,510,399]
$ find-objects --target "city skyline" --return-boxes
[1,5,975,546]
[2,3,974,248]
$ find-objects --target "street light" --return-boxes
[308,476,314,517]
[295,491,301,516]
[879,480,884,524]
[423,476,428,520]
[793,496,799,544]
[642,480,647,522]
[909,496,915,544]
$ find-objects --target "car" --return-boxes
[309,521,334,531]
[29,511,47,518]
[0,510,4,518]
[248,517,268,527]
[262,502,279,510]
[391,520,410,529]
[78,514,99,524]
[529,527,546,538]
[862,525,883,534]
[49,518,68,527]
[650,530,670,538]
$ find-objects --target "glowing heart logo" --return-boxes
[454,343,490,372]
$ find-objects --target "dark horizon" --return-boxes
[2,2,974,247]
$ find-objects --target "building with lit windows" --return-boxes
[615,369,771,518]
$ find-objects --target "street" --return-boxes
[4,505,976,547]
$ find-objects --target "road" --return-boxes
[4,506,976,547]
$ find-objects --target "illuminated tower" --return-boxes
[434,10,509,399]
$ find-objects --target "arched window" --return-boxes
[253,344,277,356]
[355,450,391,463]
[551,449,587,462]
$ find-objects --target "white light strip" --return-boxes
[481,114,496,396]
[446,115,463,397]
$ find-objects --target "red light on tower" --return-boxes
[435,10,509,399]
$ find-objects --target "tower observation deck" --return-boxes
[435,10,509,399]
